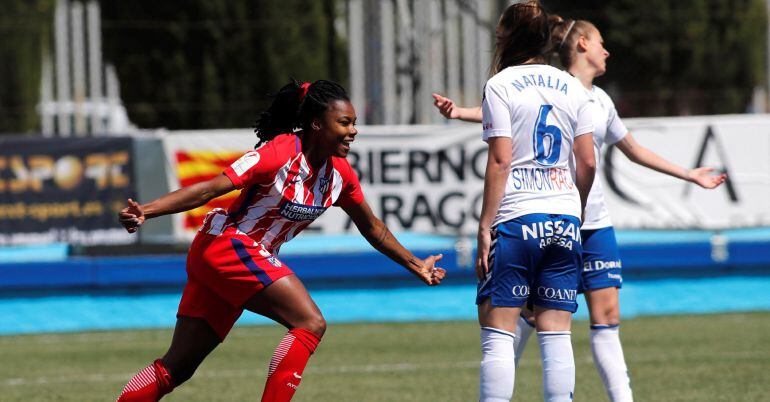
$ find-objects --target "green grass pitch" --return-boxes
[1,312,768,401]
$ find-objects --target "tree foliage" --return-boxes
[545,0,767,116]
[0,1,767,133]
[0,0,54,133]
[101,0,346,129]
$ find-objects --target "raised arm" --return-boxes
[342,200,445,285]
[573,133,596,217]
[432,93,483,123]
[614,133,726,188]
[118,173,236,233]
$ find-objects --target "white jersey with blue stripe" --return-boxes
[581,86,629,230]
[481,64,595,227]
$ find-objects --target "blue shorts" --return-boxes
[578,227,623,293]
[476,214,583,313]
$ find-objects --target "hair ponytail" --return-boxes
[491,1,551,74]
[254,80,306,147]
[549,16,597,69]
[254,79,350,148]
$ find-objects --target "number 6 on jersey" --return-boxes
[532,104,562,166]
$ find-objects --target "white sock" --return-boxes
[479,327,516,402]
[538,331,575,402]
[591,325,633,402]
[513,315,535,367]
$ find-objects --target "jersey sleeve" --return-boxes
[481,80,513,142]
[574,89,595,138]
[603,96,629,145]
[334,159,365,208]
[223,139,288,189]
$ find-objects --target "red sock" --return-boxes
[116,359,175,402]
[260,328,322,402]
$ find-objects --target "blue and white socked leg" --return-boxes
[591,324,633,402]
[538,331,575,402]
[479,327,516,402]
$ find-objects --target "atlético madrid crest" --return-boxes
[319,177,330,193]
[258,249,282,267]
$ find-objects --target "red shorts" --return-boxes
[177,231,294,341]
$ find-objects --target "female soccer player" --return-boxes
[115,80,446,402]
[475,2,596,401]
[434,14,727,402]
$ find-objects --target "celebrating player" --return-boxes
[115,80,446,402]
[434,11,727,402]
[474,2,596,401]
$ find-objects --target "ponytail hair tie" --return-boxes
[299,82,312,102]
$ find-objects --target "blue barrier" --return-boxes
[4,276,770,335]
[0,252,460,291]
[0,243,69,263]
[1,230,769,291]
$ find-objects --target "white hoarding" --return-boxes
[162,115,770,240]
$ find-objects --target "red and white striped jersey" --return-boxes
[200,133,364,253]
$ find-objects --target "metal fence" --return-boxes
[346,0,509,125]
[39,0,133,137]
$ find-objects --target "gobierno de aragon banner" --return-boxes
[0,136,136,245]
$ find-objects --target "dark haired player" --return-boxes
[474,2,596,401]
[115,80,445,402]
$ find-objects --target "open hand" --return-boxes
[414,254,446,286]
[118,198,145,233]
[432,93,460,120]
[688,167,727,189]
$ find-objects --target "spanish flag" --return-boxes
[175,150,243,231]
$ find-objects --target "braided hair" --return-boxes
[254,79,350,148]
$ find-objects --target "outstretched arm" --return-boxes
[342,200,445,285]
[118,173,236,233]
[432,93,483,123]
[615,133,727,188]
